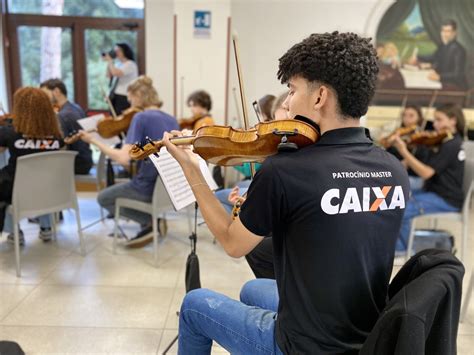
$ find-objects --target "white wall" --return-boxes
[145,0,174,115]
[229,0,394,126]
[174,0,230,122]
[144,0,394,125]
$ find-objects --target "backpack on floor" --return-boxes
[413,229,455,254]
[0,341,25,355]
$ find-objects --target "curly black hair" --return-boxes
[277,31,379,118]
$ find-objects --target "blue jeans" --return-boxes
[397,190,459,251]
[3,213,51,233]
[98,182,152,226]
[178,279,283,355]
[215,180,251,214]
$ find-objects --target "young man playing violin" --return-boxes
[179,90,214,132]
[163,32,409,354]
[388,103,465,253]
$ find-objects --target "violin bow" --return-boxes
[422,91,438,131]
[232,87,243,128]
[232,32,256,178]
[99,83,118,119]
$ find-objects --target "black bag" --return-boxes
[185,232,201,292]
[414,229,454,254]
[0,341,25,355]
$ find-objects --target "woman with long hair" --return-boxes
[0,87,64,245]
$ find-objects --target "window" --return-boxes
[7,0,144,19]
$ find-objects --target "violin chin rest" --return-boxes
[277,141,298,152]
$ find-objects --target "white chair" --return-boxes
[75,152,107,223]
[405,141,474,263]
[7,151,85,277]
[113,176,183,266]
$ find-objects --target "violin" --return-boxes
[407,130,452,146]
[0,113,14,126]
[379,125,417,148]
[178,114,213,132]
[96,107,143,138]
[129,119,319,166]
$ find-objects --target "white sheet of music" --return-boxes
[399,68,442,89]
[77,114,121,146]
[148,148,218,211]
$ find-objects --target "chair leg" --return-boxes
[51,213,57,242]
[14,221,21,277]
[113,205,120,255]
[461,270,474,322]
[153,216,158,267]
[74,207,85,256]
[405,220,416,262]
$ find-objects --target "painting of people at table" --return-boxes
[375,1,473,94]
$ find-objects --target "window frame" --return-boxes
[3,11,145,111]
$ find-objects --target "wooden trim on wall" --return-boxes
[1,0,13,108]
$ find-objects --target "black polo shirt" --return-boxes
[240,127,410,354]
[58,102,93,175]
[419,134,465,209]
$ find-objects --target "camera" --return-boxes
[101,49,116,59]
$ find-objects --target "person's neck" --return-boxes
[144,105,159,111]
[119,57,128,63]
[319,115,360,135]
[56,96,68,109]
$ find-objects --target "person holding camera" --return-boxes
[103,43,138,115]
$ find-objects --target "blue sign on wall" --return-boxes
[194,10,211,38]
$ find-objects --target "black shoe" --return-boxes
[124,225,153,248]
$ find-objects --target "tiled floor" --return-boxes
[0,192,473,354]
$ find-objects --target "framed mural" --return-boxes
[374,0,474,108]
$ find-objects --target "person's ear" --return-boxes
[313,86,328,110]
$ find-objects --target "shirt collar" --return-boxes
[315,127,373,146]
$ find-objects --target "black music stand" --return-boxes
[162,202,201,354]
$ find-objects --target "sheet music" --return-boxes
[148,148,218,211]
[399,68,442,89]
[77,114,121,146]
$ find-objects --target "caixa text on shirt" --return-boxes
[14,139,61,150]
[321,186,405,215]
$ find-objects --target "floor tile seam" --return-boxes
[0,324,164,331]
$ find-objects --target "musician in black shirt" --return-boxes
[0,88,64,244]
[164,32,409,354]
[389,103,465,252]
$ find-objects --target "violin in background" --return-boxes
[407,129,452,146]
[178,114,214,132]
[0,113,14,127]
[96,106,143,138]
[379,125,417,148]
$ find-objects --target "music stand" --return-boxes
[162,202,201,354]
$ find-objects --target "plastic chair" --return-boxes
[113,176,182,266]
[405,141,474,263]
[75,152,107,222]
[7,151,85,277]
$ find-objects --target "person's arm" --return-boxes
[162,131,263,258]
[79,131,131,167]
[392,136,435,180]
